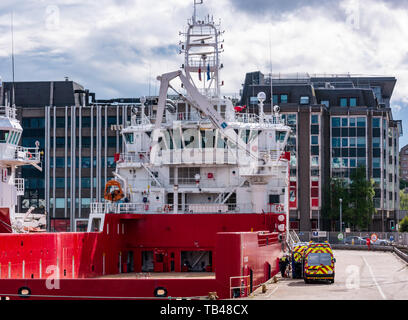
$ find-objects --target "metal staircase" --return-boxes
[141,163,163,187]
[286,230,301,253]
[213,179,247,204]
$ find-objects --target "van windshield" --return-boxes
[307,253,332,266]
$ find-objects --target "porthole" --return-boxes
[154,287,168,297]
[18,287,31,298]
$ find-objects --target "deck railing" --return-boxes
[14,147,41,162]
[90,202,254,215]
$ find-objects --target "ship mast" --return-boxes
[180,0,224,99]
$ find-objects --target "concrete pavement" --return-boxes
[250,250,408,300]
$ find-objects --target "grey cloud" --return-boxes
[227,0,343,19]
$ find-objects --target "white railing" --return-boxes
[130,115,152,126]
[0,106,17,119]
[90,202,253,215]
[14,178,25,196]
[117,152,149,164]
[90,202,147,214]
[166,111,206,122]
[15,147,41,162]
[234,113,286,126]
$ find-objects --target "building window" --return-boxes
[81,198,91,209]
[273,95,278,104]
[373,158,381,168]
[300,96,310,105]
[107,157,116,168]
[340,98,348,107]
[311,125,319,135]
[280,94,288,104]
[82,157,91,168]
[332,117,340,128]
[341,118,348,127]
[311,136,319,145]
[357,117,366,127]
[372,118,381,128]
[311,115,319,124]
[55,198,65,209]
[81,178,91,188]
[349,98,357,107]
[332,158,341,168]
[311,157,319,166]
[357,137,366,147]
[321,100,329,107]
[332,138,341,148]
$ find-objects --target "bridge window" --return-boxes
[124,133,134,144]
[276,131,286,143]
[1,131,10,143]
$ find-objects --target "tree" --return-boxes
[322,177,349,231]
[400,178,408,190]
[400,216,408,232]
[400,190,408,211]
[322,166,375,231]
[347,167,376,231]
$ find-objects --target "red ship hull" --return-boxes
[0,213,285,300]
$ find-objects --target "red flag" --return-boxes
[234,105,246,112]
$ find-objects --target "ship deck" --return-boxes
[94,272,216,279]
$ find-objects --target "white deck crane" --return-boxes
[151,70,262,164]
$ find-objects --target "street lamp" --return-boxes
[339,198,343,233]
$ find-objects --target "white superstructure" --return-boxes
[0,98,43,233]
[88,2,291,231]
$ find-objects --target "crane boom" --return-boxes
[153,70,260,162]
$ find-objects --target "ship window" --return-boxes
[124,133,134,144]
[1,130,10,143]
[276,131,286,143]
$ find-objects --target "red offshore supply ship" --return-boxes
[0,1,293,300]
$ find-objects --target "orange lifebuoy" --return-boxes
[27,152,32,160]
[104,180,124,202]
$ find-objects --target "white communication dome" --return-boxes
[257,92,266,102]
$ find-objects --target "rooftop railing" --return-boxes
[0,106,17,119]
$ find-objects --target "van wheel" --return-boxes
[330,279,334,284]
[304,279,310,284]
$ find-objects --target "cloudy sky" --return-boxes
[1,0,408,146]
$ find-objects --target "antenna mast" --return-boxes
[11,11,15,107]
[269,30,273,107]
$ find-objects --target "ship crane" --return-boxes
[152,70,262,163]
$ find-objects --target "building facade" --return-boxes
[400,144,408,181]
[1,81,140,231]
[240,72,402,232]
